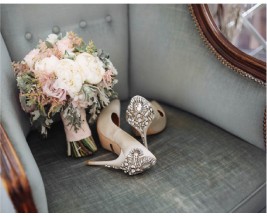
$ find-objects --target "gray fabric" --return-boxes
[260,208,266,213]
[0,180,16,213]
[0,33,48,213]
[231,184,266,213]
[129,5,266,150]
[1,4,129,100]
[27,101,266,213]
[0,34,30,137]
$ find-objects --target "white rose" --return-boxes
[35,55,59,74]
[46,34,58,45]
[54,59,84,98]
[24,49,40,69]
[75,53,106,84]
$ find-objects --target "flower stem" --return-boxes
[67,136,97,157]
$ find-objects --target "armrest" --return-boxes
[0,124,37,212]
[0,33,48,212]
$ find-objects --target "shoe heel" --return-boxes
[126,95,155,149]
[87,149,125,168]
[87,148,156,175]
[87,99,157,175]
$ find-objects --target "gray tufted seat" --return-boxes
[27,102,266,213]
[1,4,266,213]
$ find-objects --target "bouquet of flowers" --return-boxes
[12,32,118,157]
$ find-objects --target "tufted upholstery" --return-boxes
[1,4,129,100]
[0,4,266,213]
[129,5,266,150]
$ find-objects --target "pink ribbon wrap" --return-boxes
[61,108,92,142]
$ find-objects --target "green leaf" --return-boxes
[45,118,53,126]
[64,50,75,60]
[74,42,87,53]
[86,40,97,54]
[17,72,37,93]
[41,125,47,136]
[45,41,54,48]
[62,104,82,132]
[81,84,98,103]
[31,110,40,121]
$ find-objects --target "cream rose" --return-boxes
[46,34,58,45]
[75,53,105,84]
[34,55,59,74]
[53,59,84,98]
[24,49,40,69]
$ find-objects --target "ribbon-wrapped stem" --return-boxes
[61,108,97,157]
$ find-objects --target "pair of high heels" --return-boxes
[87,96,166,175]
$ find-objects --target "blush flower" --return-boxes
[42,80,67,101]
[102,70,113,87]
[56,38,73,55]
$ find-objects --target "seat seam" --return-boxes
[229,182,266,212]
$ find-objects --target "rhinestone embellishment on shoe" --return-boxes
[120,148,156,175]
[126,96,155,135]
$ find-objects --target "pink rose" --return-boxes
[24,49,40,69]
[43,80,67,101]
[56,38,73,55]
[102,70,113,87]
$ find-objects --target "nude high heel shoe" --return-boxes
[86,99,156,175]
[147,100,167,135]
[126,96,166,148]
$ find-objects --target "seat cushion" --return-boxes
[27,101,266,213]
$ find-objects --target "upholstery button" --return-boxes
[105,15,112,23]
[52,26,60,34]
[25,32,32,40]
[79,20,87,28]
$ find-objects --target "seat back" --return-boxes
[1,4,129,100]
[129,4,266,150]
